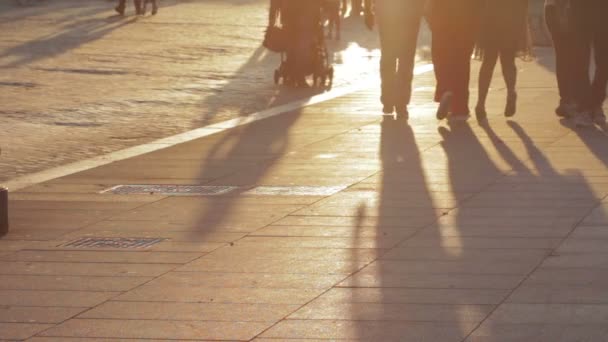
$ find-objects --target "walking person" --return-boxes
[363,0,426,119]
[570,0,608,126]
[141,0,158,15]
[351,0,363,16]
[324,0,342,40]
[115,0,142,15]
[545,0,579,119]
[281,0,323,87]
[428,0,483,121]
[475,0,531,120]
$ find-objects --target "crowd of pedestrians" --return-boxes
[363,0,606,124]
[267,0,606,126]
[114,0,157,16]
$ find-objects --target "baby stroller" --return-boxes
[271,3,334,89]
[274,38,334,89]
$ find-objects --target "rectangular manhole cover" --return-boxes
[245,185,347,196]
[61,237,164,249]
[102,185,238,196]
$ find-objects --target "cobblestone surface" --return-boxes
[1,0,433,183]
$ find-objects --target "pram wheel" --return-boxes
[327,67,334,89]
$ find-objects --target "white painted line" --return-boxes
[2,64,434,192]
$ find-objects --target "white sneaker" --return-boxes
[574,112,593,127]
[592,107,606,125]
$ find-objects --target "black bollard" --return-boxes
[0,187,7,236]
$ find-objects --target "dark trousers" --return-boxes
[117,0,141,12]
[377,1,424,109]
[431,26,476,114]
[571,0,608,109]
[545,5,582,106]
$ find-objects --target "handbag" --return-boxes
[263,26,287,53]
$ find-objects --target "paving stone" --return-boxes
[419,225,573,238]
[40,319,270,340]
[155,271,343,289]
[260,320,477,341]
[1,229,75,241]
[0,290,119,307]
[80,301,298,322]
[293,205,442,219]
[274,215,430,228]
[0,306,86,324]
[381,247,549,261]
[251,225,419,238]
[541,254,608,269]
[9,200,147,211]
[398,236,562,249]
[235,236,399,249]
[0,323,54,340]
[289,301,493,322]
[315,288,509,305]
[204,246,382,262]
[0,261,177,277]
[339,271,523,289]
[27,338,211,342]
[0,275,152,291]
[508,285,608,304]
[486,304,608,324]
[117,284,323,304]
[0,250,201,264]
[359,259,537,275]
[525,269,608,287]
[570,226,608,239]
[178,257,370,275]
[556,239,608,253]
[466,323,608,342]
[59,229,246,243]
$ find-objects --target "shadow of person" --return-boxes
[346,118,472,340]
[186,103,304,240]
[449,119,602,339]
[0,16,137,69]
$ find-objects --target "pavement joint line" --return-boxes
[2,64,433,192]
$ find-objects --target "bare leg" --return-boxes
[476,48,499,115]
[500,49,517,116]
[500,49,517,94]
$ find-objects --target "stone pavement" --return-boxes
[0,0,391,182]
[2,48,608,341]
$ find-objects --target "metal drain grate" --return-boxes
[102,185,238,196]
[245,185,347,196]
[61,237,164,249]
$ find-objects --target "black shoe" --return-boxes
[436,92,452,120]
[115,5,125,15]
[505,91,517,117]
[555,102,575,118]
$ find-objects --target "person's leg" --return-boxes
[351,0,362,16]
[151,0,158,15]
[590,1,608,114]
[394,5,424,116]
[115,0,126,15]
[450,34,475,116]
[378,26,397,113]
[500,49,518,116]
[570,1,593,125]
[133,0,142,15]
[476,48,499,116]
